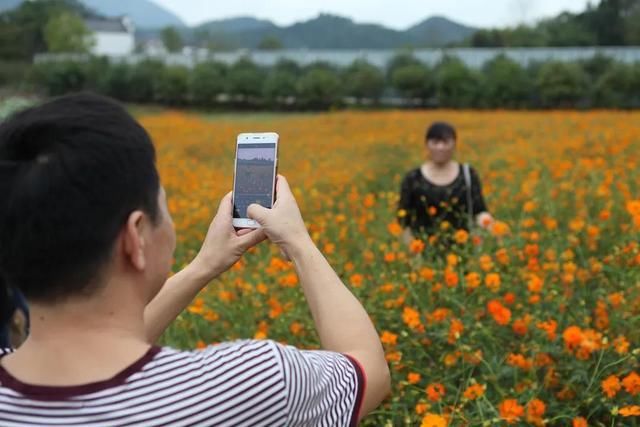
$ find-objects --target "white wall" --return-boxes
[91,32,134,56]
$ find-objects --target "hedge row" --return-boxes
[21,54,640,109]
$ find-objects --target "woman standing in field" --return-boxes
[398,122,494,247]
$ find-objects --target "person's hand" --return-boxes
[247,175,312,257]
[190,192,267,281]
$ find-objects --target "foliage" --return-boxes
[0,0,90,60]
[391,63,434,104]
[189,61,227,107]
[296,65,343,109]
[467,0,640,47]
[160,26,183,53]
[24,53,640,110]
[342,59,385,103]
[536,61,589,108]
[43,11,93,53]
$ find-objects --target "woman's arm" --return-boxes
[144,193,266,343]
[470,167,494,229]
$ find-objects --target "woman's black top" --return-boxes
[398,164,488,235]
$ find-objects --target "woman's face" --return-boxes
[426,138,456,165]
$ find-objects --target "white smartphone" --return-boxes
[232,132,279,229]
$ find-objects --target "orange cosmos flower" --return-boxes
[601,375,621,398]
[499,399,524,424]
[526,398,546,420]
[415,402,429,415]
[420,413,446,427]
[484,273,501,292]
[622,371,640,396]
[562,326,583,350]
[410,239,426,254]
[408,372,422,384]
[380,330,398,346]
[465,272,481,289]
[426,383,446,402]
[444,268,459,287]
[487,300,511,325]
[463,383,485,400]
[572,417,588,427]
[491,220,510,237]
[387,221,403,236]
[620,405,640,416]
[454,229,469,244]
[402,306,422,330]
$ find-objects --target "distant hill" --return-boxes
[0,0,476,48]
[193,14,478,49]
[197,17,277,34]
[0,0,185,28]
[407,16,477,47]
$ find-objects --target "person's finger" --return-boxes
[238,228,267,250]
[216,192,233,215]
[247,203,269,224]
[274,175,293,201]
[236,228,253,236]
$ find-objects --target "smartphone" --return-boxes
[232,132,279,229]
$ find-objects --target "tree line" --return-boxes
[467,0,640,47]
[12,53,639,110]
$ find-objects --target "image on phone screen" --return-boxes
[233,142,277,219]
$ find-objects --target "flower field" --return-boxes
[143,110,640,426]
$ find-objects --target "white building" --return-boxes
[85,16,135,56]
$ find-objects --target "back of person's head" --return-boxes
[0,93,160,304]
[426,122,457,142]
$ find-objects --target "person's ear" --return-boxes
[123,211,146,271]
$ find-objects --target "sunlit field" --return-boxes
[143,110,640,426]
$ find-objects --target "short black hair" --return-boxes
[0,93,160,303]
[426,122,457,141]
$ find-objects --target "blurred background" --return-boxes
[0,0,638,112]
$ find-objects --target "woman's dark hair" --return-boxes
[426,122,457,141]
[0,93,160,303]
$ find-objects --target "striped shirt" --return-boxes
[0,340,365,427]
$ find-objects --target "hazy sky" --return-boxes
[154,0,593,28]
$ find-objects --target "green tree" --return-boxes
[156,65,190,105]
[257,35,283,50]
[161,26,183,53]
[128,59,166,103]
[189,61,227,107]
[483,55,531,108]
[226,58,266,103]
[44,11,94,53]
[262,60,301,107]
[343,59,385,104]
[624,1,640,44]
[593,62,640,108]
[296,66,342,109]
[33,59,88,95]
[390,63,434,104]
[435,57,483,108]
[536,61,589,107]
[0,0,89,60]
[386,52,422,80]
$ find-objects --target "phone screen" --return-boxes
[233,142,277,219]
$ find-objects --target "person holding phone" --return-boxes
[0,94,390,426]
[398,122,494,246]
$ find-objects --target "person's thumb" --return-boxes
[247,203,269,224]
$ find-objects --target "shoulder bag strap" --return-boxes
[462,163,474,230]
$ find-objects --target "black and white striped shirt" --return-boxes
[0,340,365,426]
